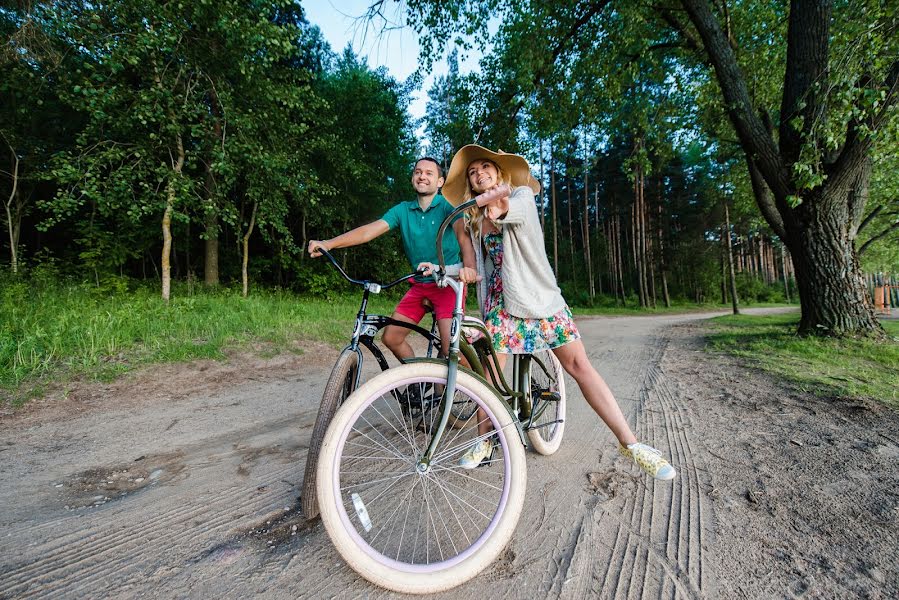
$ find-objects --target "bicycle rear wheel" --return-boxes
[525,350,566,455]
[302,349,359,521]
[317,362,527,594]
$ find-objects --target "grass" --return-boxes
[0,278,400,405]
[707,313,899,407]
[0,274,810,407]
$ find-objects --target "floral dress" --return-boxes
[482,232,580,354]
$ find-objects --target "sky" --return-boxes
[301,1,485,137]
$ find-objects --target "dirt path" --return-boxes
[1,308,896,599]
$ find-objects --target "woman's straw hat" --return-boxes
[441,144,541,206]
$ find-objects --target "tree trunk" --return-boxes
[539,138,546,230]
[616,211,626,304]
[583,155,594,299]
[681,0,894,336]
[567,177,577,292]
[720,235,728,304]
[4,143,19,274]
[657,201,671,308]
[202,162,219,286]
[161,134,185,302]
[781,244,791,302]
[725,204,740,314]
[204,211,219,286]
[786,193,881,335]
[241,201,258,298]
[551,145,559,275]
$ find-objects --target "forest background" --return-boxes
[2,1,897,400]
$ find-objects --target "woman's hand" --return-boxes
[485,191,510,221]
[458,266,479,284]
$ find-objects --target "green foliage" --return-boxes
[733,273,787,304]
[2,2,421,292]
[708,313,899,407]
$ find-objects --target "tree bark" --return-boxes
[615,210,626,304]
[567,176,577,292]
[161,133,185,303]
[781,244,791,302]
[203,161,219,286]
[551,144,559,275]
[725,204,740,314]
[4,140,19,274]
[241,200,258,298]
[786,190,881,335]
[583,145,594,299]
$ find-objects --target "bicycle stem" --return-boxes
[419,186,510,467]
[418,276,465,467]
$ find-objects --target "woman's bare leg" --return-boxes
[551,339,637,446]
[475,352,507,436]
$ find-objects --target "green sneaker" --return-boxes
[458,438,496,470]
[619,442,676,481]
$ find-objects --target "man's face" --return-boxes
[411,160,444,196]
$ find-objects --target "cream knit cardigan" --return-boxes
[469,186,566,319]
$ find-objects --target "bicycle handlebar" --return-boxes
[315,247,423,291]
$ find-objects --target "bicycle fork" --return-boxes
[416,277,465,471]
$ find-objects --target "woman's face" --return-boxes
[467,159,499,194]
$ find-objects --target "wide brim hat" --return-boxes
[441,144,541,206]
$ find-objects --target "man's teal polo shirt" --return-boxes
[381,194,462,282]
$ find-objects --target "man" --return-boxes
[308,157,477,360]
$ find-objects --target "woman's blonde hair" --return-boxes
[463,159,512,239]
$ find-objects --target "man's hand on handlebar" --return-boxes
[417,262,437,276]
[308,240,330,258]
[417,262,480,284]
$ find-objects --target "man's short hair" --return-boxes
[414,156,443,178]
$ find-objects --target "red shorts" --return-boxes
[395,282,465,322]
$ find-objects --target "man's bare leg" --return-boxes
[382,313,418,362]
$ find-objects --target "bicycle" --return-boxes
[301,249,477,521]
[300,250,440,521]
[315,185,567,594]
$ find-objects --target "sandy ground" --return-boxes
[1,308,896,599]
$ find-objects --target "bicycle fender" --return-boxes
[401,357,528,448]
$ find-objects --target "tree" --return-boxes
[424,50,477,168]
[392,0,898,335]
[38,0,318,300]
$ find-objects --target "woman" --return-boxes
[441,144,675,480]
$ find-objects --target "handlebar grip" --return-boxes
[474,184,511,207]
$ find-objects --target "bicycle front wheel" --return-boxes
[302,349,360,521]
[525,350,566,455]
[317,362,527,594]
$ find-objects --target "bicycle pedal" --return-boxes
[539,391,561,402]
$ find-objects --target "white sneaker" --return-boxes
[619,442,676,481]
[457,438,495,470]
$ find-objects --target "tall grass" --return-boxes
[0,275,397,402]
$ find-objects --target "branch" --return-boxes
[680,0,791,200]
[507,0,614,124]
[656,7,704,54]
[858,220,899,256]
[745,154,786,239]
[856,205,882,235]
[828,58,899,191]
[778,0,830,166]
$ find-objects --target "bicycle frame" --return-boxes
[417,195,561,467]
[316,248,443,387]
